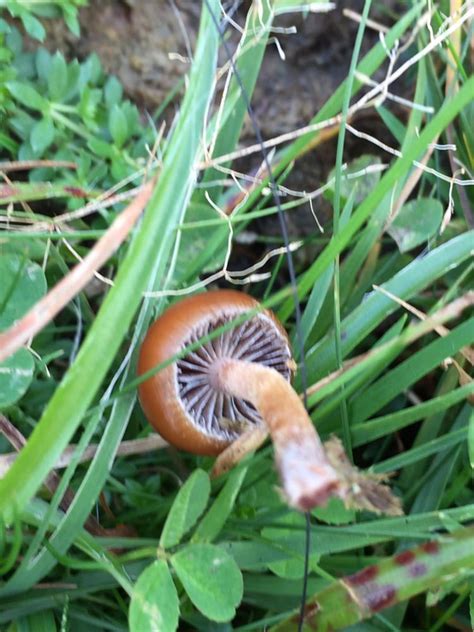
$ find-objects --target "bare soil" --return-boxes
[44,0,401,243]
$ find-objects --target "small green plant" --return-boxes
[1,0,86,40]
[1,24,151,201]
[0,1,473,631]
[130,469,244,630]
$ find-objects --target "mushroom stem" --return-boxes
[211,358,342,511]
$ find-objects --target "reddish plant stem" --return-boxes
[270,527,474,631]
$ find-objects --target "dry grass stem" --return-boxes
[0,433,168,477]
[373,285,474,365]
[343,8,390,33]
[0,160,78,172]
[0,180,154,363]
[198,6,473,175]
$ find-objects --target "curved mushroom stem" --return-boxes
[210,359,343,511]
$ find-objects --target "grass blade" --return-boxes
[0,0,221,523]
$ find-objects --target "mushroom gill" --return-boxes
[176,312,292,441]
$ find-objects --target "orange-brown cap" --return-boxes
[137,290,292,456]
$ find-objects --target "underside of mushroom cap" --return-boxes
[137,290,293,455]
[176,310,292,441]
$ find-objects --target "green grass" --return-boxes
[0,1,473,631]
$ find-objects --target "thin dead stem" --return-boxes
[0,180,154,363]
[0,431,168,477]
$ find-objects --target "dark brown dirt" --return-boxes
[42,0,402,244]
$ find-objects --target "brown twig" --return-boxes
[0,434,168,477]
[0,160,78,172]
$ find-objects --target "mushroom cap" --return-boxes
[137,290,293,456]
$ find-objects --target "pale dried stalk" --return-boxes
[373,285,474,365]
[373,286,474,403]
[0,180,154,363]
[200,7,473,173]
[0,160,77,172]
[0,434,168,477]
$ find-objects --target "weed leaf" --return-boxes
[160,469,210,549]
[0,255,47,330]
[6,81,47,111]
[0,349,34,408]
[193,465,248,542]
[171,543,243,622]
[129,560,179,632]
[30,117,55,154]
[388,198,443,252]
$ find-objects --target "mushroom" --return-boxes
[138,290,402,515]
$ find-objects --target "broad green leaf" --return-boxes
[122,101,139,134]
[6,81,47,112]
[129,560,179,632]
[193,466,247,542]
[79,86,101,123]
[48,52,68,102]
[312,497,356,525]
[0,255,47,330]
[171,543,243,622]
[88,137,114,159]
[160,469,210,549]
[109,104,128,148]
[35,49,51,82]
[262,513,320,579]
[0,18,11,34]
[325,155,383,206]
[20,13,45,41]
[30,117,55,154]
[388,198,443,252]
[63,10,81,37]
[64,59,81,101]
[0,349,34,408]
[104,75,123,107]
